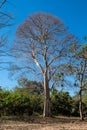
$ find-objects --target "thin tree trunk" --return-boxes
[79,61,86,120]
[43,72,51,117]
[79,87,84,120]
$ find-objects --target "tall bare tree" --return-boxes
[11,12,78,117]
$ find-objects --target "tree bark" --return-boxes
[43,71,51,117]
[79,88,84,120]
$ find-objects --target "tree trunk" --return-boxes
[79,88,84,120]
[43,72,51,117]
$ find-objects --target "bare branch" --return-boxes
[0,0,7,8]
[31,51,44,74]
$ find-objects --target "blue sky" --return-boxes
[0,0,87,91]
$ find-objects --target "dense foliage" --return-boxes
[0,84,87,117]
[51,89,73,116]
[0,87,43,116]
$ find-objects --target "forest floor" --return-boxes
[0,116,87,130]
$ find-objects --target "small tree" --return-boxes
[17,78,44,94]
[67,44,87,120]
[76,45,87,120]
[11,12,78,117]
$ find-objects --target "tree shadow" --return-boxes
[0,116,87,124]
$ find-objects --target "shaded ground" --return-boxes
[0,116,87,130]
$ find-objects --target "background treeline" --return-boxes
[0,80,87,117]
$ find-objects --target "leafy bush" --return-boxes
[51,90,73,116]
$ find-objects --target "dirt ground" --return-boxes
[0,116,87,130]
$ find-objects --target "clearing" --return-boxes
[0,116,87,130]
